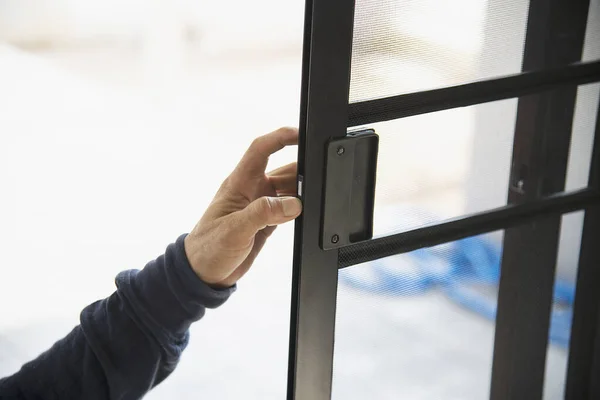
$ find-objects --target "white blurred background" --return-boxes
[0,0,598,399]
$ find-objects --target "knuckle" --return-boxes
[279,126,297,134]
[250,136,264,150]
[219,176,232,190]
[256,197,274,219]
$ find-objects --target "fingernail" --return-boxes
[281,197,302,217]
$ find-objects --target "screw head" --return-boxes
[331,234,340,244]
[337,146,345,156]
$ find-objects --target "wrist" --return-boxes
[183,234,231,288]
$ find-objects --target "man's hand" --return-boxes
[184,127,302,288]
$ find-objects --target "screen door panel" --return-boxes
[371,99,517,237]
[350,0,529,102]
[332,233,503,400]
[541,211,586,399]
[350,0,599,102]
[370,84,600,238]
[332,228,578,400]
[288,0,600,399]
[583,0,600,62]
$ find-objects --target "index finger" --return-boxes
[237,127,298,175]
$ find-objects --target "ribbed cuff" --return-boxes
[115,234,236,338]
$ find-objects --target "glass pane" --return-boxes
[349,0,529,102]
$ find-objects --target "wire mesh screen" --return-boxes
[583,0,600,62]
[332,229,576,400]
[334,0,600,397]
[348,0,529,102]
[370,98,516,238]
[556,83,600,281]
[541,211,585,400]
[367,83,599,239]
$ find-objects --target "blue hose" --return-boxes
[339,219,575,348]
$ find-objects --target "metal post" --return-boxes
[287,0,356,399]
[490,1,590,399]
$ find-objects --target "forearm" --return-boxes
[0,235,235,400]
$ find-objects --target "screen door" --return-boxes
[287,0,600,399]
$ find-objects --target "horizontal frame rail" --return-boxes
[348,60,600,127]
[338,188,600,268]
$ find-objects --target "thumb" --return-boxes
[239,196,302,236]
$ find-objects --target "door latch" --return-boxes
[321,128,379,250]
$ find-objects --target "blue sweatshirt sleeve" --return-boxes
[0,234,235,399]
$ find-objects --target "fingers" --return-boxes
[237,127,298,176]
[269,178,297,196]
[236,196,302,237]
[215,225,277,287]
[230,226,276,280]
[245,226,277,264]
[267,162,297,177]
[268,162,297,195]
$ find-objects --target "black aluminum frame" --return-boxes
[491,1,591,398]
[287,0,600,399]
[287,0,356,399]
